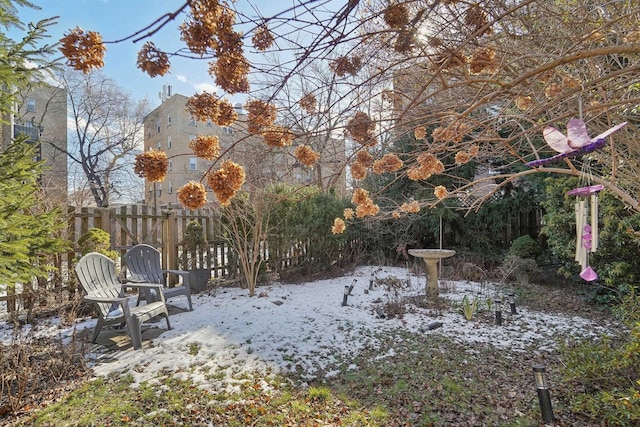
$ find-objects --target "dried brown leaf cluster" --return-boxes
[186,92,238,126]
[294,145,320,167]
[261,125,295,147]
[210,51,250,94]
[299,93,317,114]
[465,4,492,36]
[252,24,274,51]
[469,46,498,75]
[245,100,277,134]
[407,153,445,181]
[330,55,362,77]
[414,126,427,140]
[350,161,367,180]
[400,200,420,213]
[373,153,403,174]
[343,208,354,219]
[434,185,448,200]
[432,121,472,143]
[346,112,376,145]
[180,0,249,93]
[515,95,533,110]
[206,160,245,206]
[134,150,168,182]
[355,150,374,167]
[355,199,380,218]
[454,150,472,165]
[383,4,409,29]
[331,217,346,234]
[189,135,220,160]
[544,82,563,99]
[177,181,208,210]
[136,42,170,77]
[351,188,379,218]
[59,27,106,73]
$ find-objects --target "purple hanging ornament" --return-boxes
[582,224,592,250]
[580,266,598,282]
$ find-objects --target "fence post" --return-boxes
[165,210,178,273]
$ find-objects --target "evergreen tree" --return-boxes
[0,1,69,306]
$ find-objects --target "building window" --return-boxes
[156,185,162,197]
[168,181,173,194]
[26,98,36,112]
[206,118,212,127]
[189,157,197,171]
[156,120,161,133]
[188,114,196,126]
[156,140,161,149]
[167,135,172,149]
[167,113,172,127]
[222,127,233,135]
[168,160,173,171]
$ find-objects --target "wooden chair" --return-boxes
[124,244,193,311]
[75,252,171,350]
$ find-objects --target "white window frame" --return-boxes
[189,157,197,171]
[167,135,172,149]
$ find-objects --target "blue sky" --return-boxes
[13,0,296,108]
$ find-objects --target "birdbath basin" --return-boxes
[408,249,456,299]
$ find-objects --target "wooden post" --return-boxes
[165,210,178,274]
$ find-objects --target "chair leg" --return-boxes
[185,290,193,311]
[127,316,143,350]
[92,318,105,343]
[164,312,171,331]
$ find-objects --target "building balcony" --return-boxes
[13,124,41,142]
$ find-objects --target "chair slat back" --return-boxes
[75,253,123,317]
[124,244,164,283]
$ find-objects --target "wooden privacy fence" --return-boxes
[67,205,233,278]
[2,204,314,314]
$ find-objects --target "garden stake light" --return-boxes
[494,298,502,326]
[533,365,555,425]
[348,279,356,295]
[508,292,517,315]
[342,285,349,306]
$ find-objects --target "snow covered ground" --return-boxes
[1,265,615,390]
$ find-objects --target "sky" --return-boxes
[2,265,617,390]
[11,0,314,109]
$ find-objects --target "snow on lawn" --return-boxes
[1,266,615,389]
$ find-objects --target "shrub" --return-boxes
[508,235,542,259]
[77,228,118,261]
[559,291,640,425]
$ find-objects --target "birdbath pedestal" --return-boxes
[408,249,456,299]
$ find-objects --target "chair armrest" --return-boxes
[163,269,189,276]
[84,295,128,304]
[163,269,191,290]
[124,283,166,303]
[126,283,164,291]
[121,274,148,283]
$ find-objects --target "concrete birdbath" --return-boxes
[408,249,456,299]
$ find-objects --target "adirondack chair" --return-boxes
[75,252,171,350]
[124,244,193,311]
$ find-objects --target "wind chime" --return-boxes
[567,181,602,282]
[526,117,627,282]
